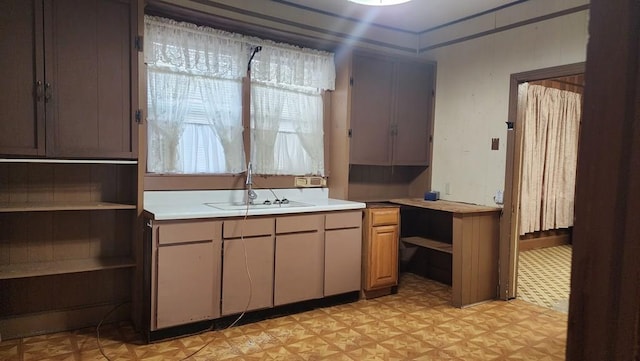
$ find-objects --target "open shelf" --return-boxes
[401,236,453,254]
[0,257,136,280]
[0,201,136,212]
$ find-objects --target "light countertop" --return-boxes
[144,188,366,220]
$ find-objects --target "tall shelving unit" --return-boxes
[0,159,138,338]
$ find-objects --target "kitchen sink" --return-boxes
[204,200,312,211]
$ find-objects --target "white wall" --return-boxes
[424,10,589,206]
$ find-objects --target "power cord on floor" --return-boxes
[176,196,255,360]
[97,186,283,360]
[96,301,129,361]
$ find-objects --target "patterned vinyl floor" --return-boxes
[0,273,568,361]
[517,245,572,313]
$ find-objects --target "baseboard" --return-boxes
[0,302,130,340]
[361,287,394,299]
[519,229,571,251]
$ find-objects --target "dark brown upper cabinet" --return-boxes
[0,0,139,159]
[349,53,435,166]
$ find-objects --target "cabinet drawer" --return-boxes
[158,220,221,245]
[224,218,274,238]
[325,211,362,230]
[276,214,323,234]
[369,208,399,226]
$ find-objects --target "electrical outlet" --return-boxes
[294,176,326,187]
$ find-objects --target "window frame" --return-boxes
[143,83,331,191]
[142,8,334,191]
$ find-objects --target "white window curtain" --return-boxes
[144,15,247,174]
[251,83,285,174]
[197,77,245,173]
[146,70,191,173]
[145,15,335,175]
[249,41,334,175]
[519,83,582,235]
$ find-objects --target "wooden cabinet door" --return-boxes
[44,0,137,158]
[0,0,45,156]
[156,240,221,329]
[367,225,398,290]
[222,236,274,316]
[393,61,434,165]
[325,228,362,296]
[350,54,394,165]
[274,232,324,306]
[153,220,221,330]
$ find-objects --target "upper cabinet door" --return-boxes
[44,0,138,159]
[393,61,435,166]
[349,53,436,167]
[0,0,46,156]
[350,54,394,165]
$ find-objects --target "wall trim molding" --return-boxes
[147,1,589,56]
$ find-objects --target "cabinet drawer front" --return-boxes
[369,208,399,226]
[158,221,221,245]
[224,218,274,238]
[276,214,323,234]
[325,211,362,230]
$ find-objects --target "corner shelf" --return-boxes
[0,257,136,280]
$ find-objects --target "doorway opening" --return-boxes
[499,63,585,312]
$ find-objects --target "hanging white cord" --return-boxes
[97,186,288,360]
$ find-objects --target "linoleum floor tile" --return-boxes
[1,272,569,360]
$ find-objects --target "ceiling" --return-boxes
[151,0,588,54]
[271,0,524,34]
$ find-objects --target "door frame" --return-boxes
[498,62,585,300]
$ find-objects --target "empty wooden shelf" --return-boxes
[391,198,501,307]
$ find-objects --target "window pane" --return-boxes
[251,83,324,175]
[147,72,244,174]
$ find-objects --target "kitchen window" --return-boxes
[144,16,335,176]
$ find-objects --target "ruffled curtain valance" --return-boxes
[144,15,248,80]
[144,15,335,90]
[249,40,336,91]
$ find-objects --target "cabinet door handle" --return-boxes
[390,124,398,136]
[35,81,43,101]
[44,82,52,103]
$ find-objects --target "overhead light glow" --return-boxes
[348,0,411,6]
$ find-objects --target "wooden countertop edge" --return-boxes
[388,198,502,214]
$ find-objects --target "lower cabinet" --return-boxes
[274,214,324,306]
[146,210,363,335]
[324,211,363,296]
[362,206,400,297]
[222,218,275,316]
[151,220,222,330]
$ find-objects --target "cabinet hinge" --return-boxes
[348,129,353,138]
[135,35,143,51]
[135,109,143,124]
[349,77,354,86]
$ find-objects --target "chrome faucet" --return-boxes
[246,162,257,204]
